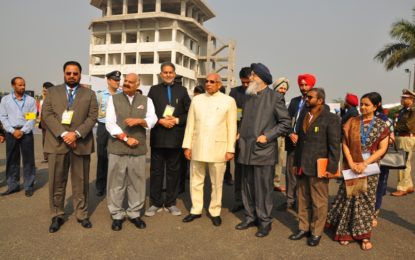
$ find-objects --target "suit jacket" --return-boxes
[148,83,191,148]
[182,92,237,162]
[42,84,98,155]
[237,88,291,166]
[294,108,341,176]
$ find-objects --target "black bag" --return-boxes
[379,143,408,169]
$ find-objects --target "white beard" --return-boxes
[246,81,260,96]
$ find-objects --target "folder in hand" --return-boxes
[317,158,340,179]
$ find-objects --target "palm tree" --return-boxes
[374,7,415,70]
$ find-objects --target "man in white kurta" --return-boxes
[182,73,237,226]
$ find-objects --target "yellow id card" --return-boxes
[237,108,243,121]
[162,105,175,117]
[25,112,36,120]
[61,110,74,125]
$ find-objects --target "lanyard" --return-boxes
[12,93,26,112]
[167,85,172,104]
[360,116,375,147]
[293,98,306,133]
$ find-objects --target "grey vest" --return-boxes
[107,93,148,156]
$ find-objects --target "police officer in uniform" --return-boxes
[95,70,122,196]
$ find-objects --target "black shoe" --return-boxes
[1,188,20,196]
[211,216,222,226]
[308,235,321,246]
[130,217,146,229]
[111,219,123,231]
[49,217,64,233]
[289,230,311,240]
[224,178,234,186]
[230,204,244,213]
[25,190,34,197]
[96,190,105,197]
[255,225,271,238]
[235,221,257,230]
[78,218,92,229]
[182,214,201,223]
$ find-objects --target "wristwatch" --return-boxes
[123,136,128,142]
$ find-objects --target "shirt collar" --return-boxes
[12,92,26,101]
[65,84,79,92]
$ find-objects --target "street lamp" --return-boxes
[405,68,411,89]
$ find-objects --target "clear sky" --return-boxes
[0,0,413,103]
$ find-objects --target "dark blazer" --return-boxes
[42,84,98,155]
[237,88,291,166]
[148,83,191,148]
[294,108,341,176]
[341,106,359,125]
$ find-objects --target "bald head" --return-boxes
[204,73,222,95]
[123,73,140,96]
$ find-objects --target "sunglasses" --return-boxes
[65,72,79,76]
[205,80,217,84]
[305,95,315,99]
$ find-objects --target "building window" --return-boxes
[159,29,172,41]
[140,52,154,64]
[91,54,106,65]
[124,53,137,64]
[108,53,121,65]
[126,33,137,43]
[111,33,122,44]
[93,34,106,45]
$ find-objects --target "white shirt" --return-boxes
[105,94,157,136]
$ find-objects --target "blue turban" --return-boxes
[250,63,273,85]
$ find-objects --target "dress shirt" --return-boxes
[96,88,122,123]
[106,94,158,136]
[0,92,37,134]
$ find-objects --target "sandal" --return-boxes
[361,239,373,251]
[339,241,350,246]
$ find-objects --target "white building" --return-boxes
[89,0,236,92]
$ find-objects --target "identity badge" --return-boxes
[25,112,36,120]
[163,105,175,117]
[237,108,243,121]
[314,126,319,133]
[61,110,74,125]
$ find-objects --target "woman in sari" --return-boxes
[326,92,389,250]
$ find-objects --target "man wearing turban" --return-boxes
[283,74,316,211]
[236,63,291,237]
[341,93,359,125]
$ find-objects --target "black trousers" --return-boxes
[241,165,274,228]
[150,147,182,207]
[5,132,35,191]
[95,123,109,192]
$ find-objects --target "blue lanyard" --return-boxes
[167,85,172,104]
[360,116,375,147]
[12,93,26,112]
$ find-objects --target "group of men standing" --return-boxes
[0,60,414,242]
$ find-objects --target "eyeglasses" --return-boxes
[305,95,315,100]
[65,72,79,76]
[205,79,218,84]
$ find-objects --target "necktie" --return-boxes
[167,85,172,104]
[68,89,74,107]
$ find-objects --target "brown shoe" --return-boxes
[391,190,408,196]
[274,186,286,192]
[406,187,414,194]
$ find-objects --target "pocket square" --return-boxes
[137,105,144,109]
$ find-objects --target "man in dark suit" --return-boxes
[236,63,291,237]
[289,88,341,246]
[145,62,191,217]
[229,67,251,212]
[283,74,316,210]
[42,61,98,233]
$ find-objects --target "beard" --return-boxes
[245,81,260,96]
[65,79,79,88]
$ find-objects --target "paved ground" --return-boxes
[0,132,414,259]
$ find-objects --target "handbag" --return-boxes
[379,143,408,169]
